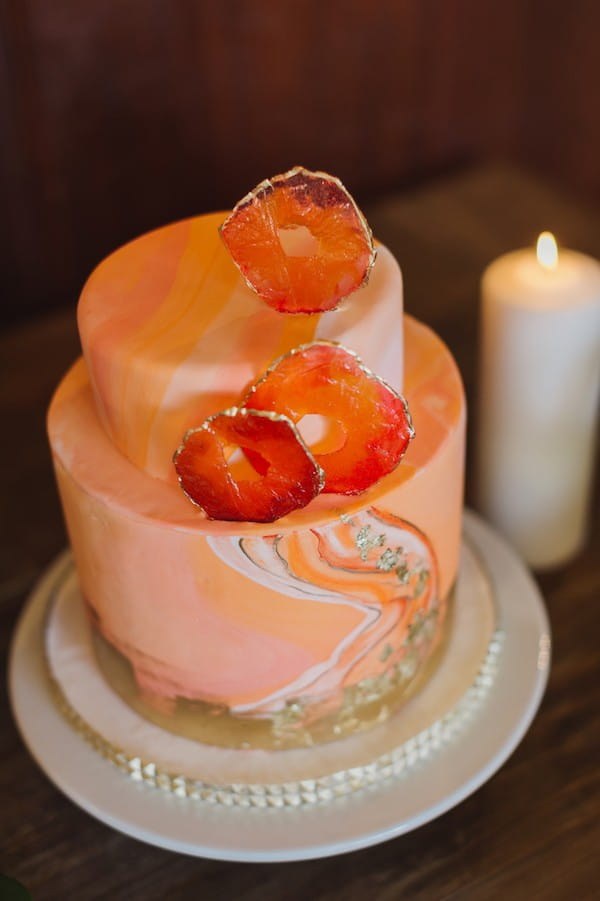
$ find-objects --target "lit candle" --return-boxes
[476,233,600,569]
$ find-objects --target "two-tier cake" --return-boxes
[47,168,465,749]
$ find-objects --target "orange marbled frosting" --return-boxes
[48,212,465,747]
[78,213,404,482]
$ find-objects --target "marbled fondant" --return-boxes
[48,210,465,747]
[78,214,404,482]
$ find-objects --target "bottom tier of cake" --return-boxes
[47,316,465,749]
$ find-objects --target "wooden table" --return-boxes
[1,165,599,900]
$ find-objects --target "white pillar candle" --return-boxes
[476,234,600,569]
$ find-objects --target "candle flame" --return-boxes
[536,232,558,269]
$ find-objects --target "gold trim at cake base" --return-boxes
[91,601,452,750]
[42,537,500,807]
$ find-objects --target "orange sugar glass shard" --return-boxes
[220,167,376,314]
[243,342,414,495]
[173,407,324,523]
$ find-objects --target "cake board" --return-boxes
[9,510,550,861]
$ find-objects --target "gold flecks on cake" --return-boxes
[376,546,406,571]
[355,524,386,560]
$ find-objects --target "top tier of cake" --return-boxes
[78,212,404,483]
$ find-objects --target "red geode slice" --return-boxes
[243,341,414,495]
[220,166,376,313]
[173,407,325,523]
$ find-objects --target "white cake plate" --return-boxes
[9,511,550,862]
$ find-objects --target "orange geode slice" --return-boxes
[173,408,325,523]
[243,342,414,495]
[220,167,376,313]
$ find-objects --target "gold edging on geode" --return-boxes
[219,166,377,313]
[242,340,415,484]
[172,406,326,519]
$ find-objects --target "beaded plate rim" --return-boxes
[40,545,503,808]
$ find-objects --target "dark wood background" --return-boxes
[1,0,599,324]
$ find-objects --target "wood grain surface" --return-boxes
[1,165,599,900]
[2,1,600,323]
